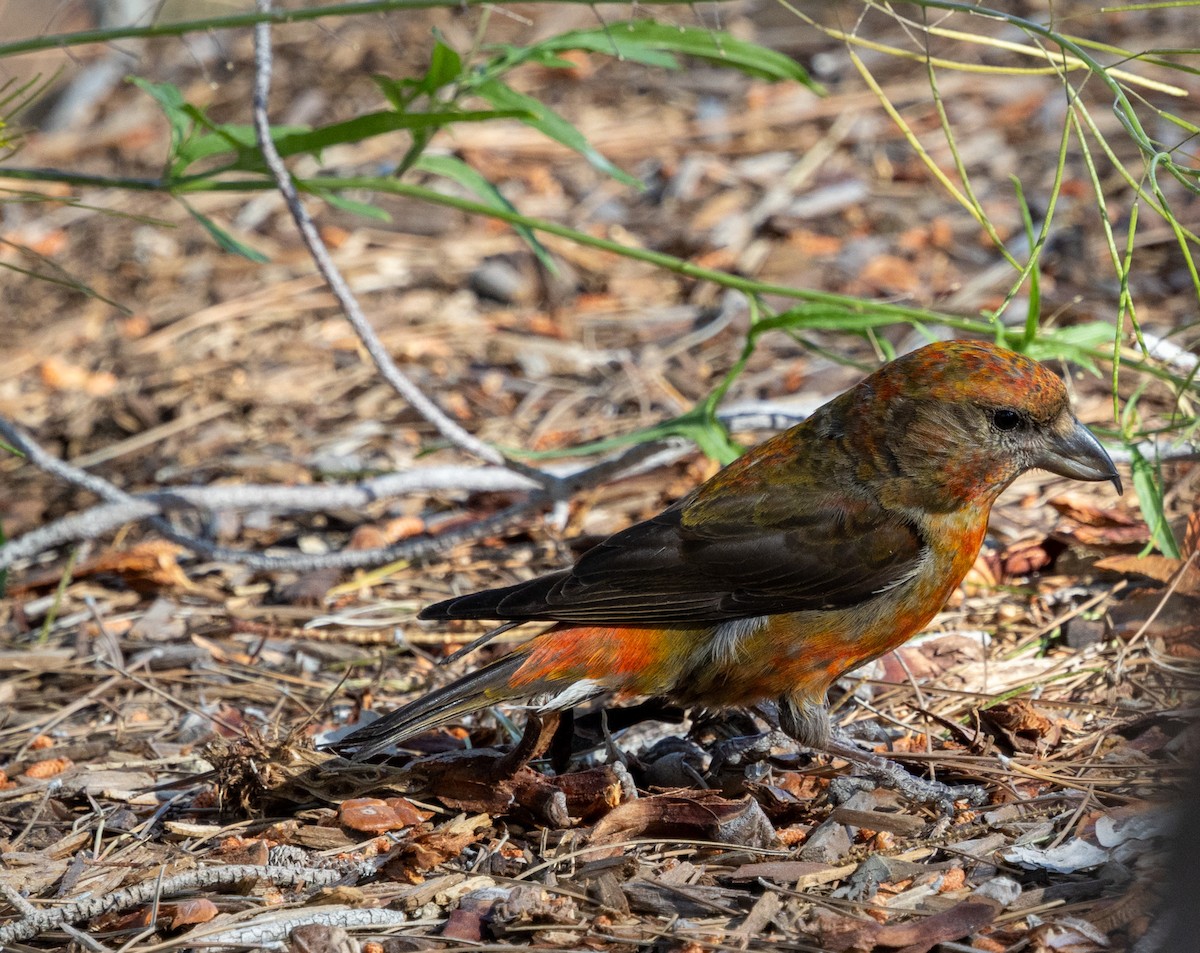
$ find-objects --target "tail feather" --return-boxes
[334,653,528,761]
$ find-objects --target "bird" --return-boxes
[335,340,1121,764]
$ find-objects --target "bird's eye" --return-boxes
[991,409,1022,432]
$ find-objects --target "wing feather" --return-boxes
[421,480,925,625]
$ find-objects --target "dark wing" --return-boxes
[421,482,926,625]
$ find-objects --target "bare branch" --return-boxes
[0,417,680,572]
[250,0,561,496]
[0,416,548,572]
[191,906,410,949]
[0,864,344,946]
[0,457,539,570]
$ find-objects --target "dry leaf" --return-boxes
[88,540,192,591]
[729,861,833,883]
[388,813,492,878]
[880,633,986,683]
[807,896,1002,953]
[1049,496,1151,547]
[590,791,776,848]
[978,699,1063,753]
[215,836,270,866]
[92,898,217,933]
[165,898,219,928]
[1027,917,1109,952]
[999,536,1064,577]
[39,356,118,395]
[874,898,1001,952]
[338,796,431,833]
[859,254,921,294]
[1094,554,1200,597]
[1184,509,1200,558]
[787,229,843,256]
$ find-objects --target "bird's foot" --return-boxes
[826,731,986,813]
[709,717,985,812]
[707,729,798,778]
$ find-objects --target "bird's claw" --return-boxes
[707,727,985,813]
[826,732,986,813]
[707,729,797,778]
[843,766,986,814]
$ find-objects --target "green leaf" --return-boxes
[136,74,522,180]
[178,109,527,178]
[676,411,743,465]
[414,155,554,269]
[505,21,821,88]
[485,38,678,73]
[1130,445,1180,558]
[770,304,910,334]
[374,36,463,109]
[271,108,528,159]
[426,38,464,91]
[182,201,268,262]
[509,401,744,466]
[1016,323,1116,374]
[177,118,308,174]
[372,74,413,112]
[177,124,259,167]
[474,78,641,188]
[133,78,306,177]
[129,77,189,156]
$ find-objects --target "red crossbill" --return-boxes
[338,340,1120,760]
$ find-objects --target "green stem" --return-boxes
[305,176,983,326]
[38,547,78,643]
[0,167,165,190]
[909,0,1198,194]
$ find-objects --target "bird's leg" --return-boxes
[724,691,988,811]
[707,729,797,778]
[777,695,831,749]
[823,728,986,810]
[548,708,576,773]
[704,692,825,775]
[598,708,631,770]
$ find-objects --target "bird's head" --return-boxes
[843,340,1121,511]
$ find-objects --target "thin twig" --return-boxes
[0,416,547,572]
[0,461,541,570]
[251,0,560,497]
[0,865,343,946]
[0,417,680,572]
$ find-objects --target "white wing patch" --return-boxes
[709,615,768,666]
[537,679,606,711]
[874,544,932,594]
